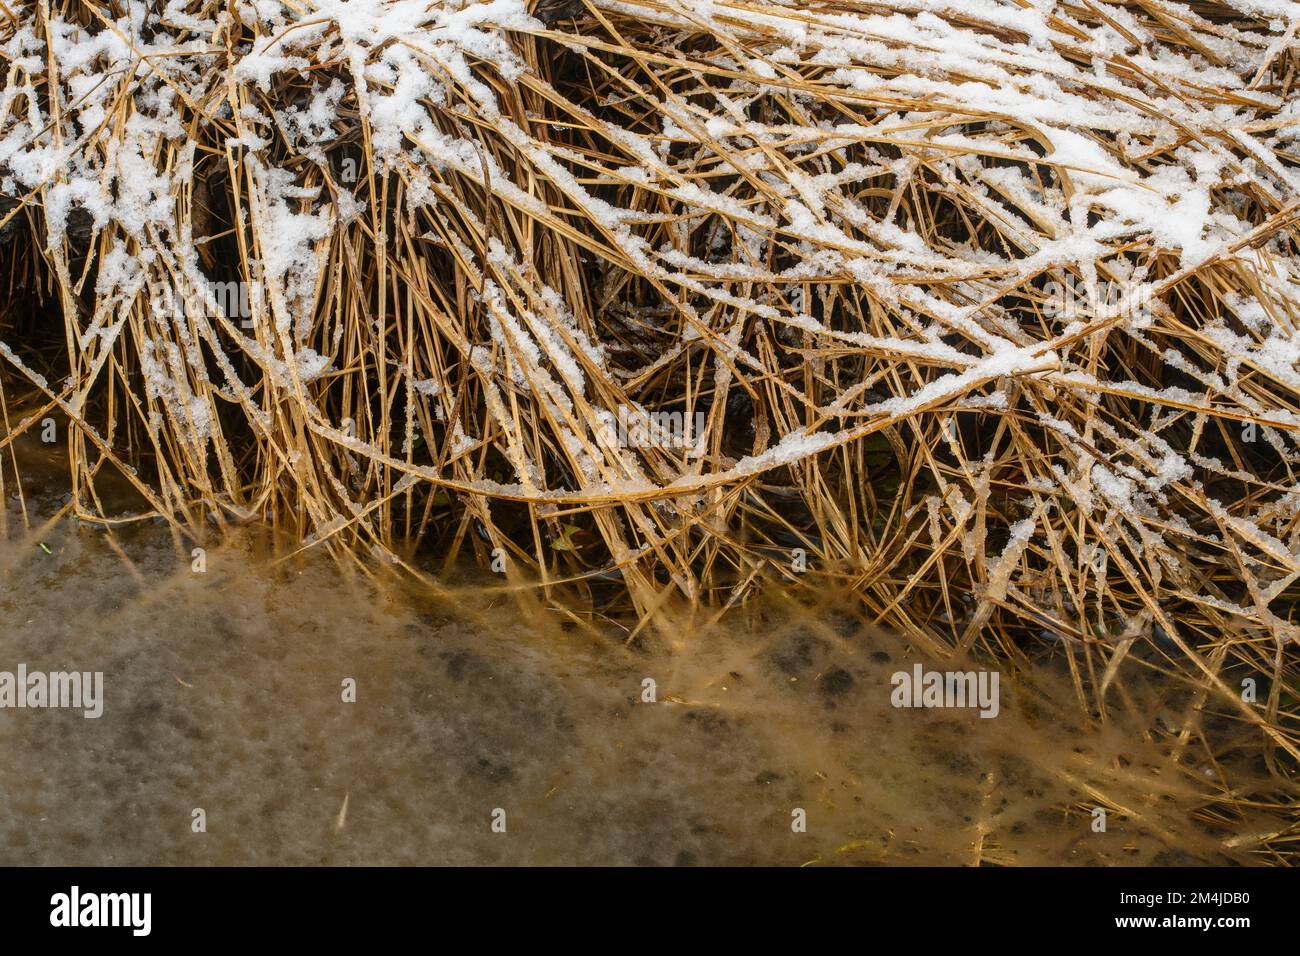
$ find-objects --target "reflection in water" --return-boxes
[0,415,1288,866]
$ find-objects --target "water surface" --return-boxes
[0,413,1279,866]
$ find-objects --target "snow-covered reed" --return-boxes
[2,1,1300,767]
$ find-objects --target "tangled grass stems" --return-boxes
[0,0,1299,853]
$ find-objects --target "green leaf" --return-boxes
[552,523,584,552]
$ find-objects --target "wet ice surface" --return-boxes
[0,435,1274,866]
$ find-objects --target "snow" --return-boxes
[0,0,1298,616]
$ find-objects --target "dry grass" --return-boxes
[0,0,1299,852]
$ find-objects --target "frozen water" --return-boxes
[0,422,1270,866]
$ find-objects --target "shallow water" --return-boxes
[0,416,1281,866]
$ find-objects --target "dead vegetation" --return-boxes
[0,0,1298,854]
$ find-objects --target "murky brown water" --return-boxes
[0,410,1285,865]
